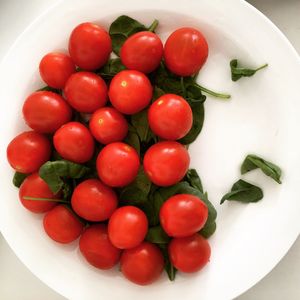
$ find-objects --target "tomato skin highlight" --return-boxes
[120,31,163,73]
[89,107,128,144]
[160,194,208,237]
[79,224,121,269]
[7,131,51,174]
[148,94,193,140]
[19,173,58,213]
[71,179,118,222]
[22,91,72,133]
[164,27,209,76]
[68,22,112,70]
[143,141,190,186]
[64,72,107,113]
[168,234,211,273]
[53,122,95,163]
[39,52,76,89]
[96,142,140,187]
[108,206,148,249]
[108,70,153,115]
[120,241,164,285]
[43,205,84,244]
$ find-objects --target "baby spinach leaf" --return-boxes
[131,110,150,143]
[185,169,203,193]
[220,179,263,204]
[145,226,170,244]
[241,154,282,184]
[199,221,216,238]
[12,172,27,188]
[230,59,268,82]
[109,16,158,55]
[97,58,126,80]
[152,86,165,101]
[36,86,62,95]
[158,244,177,281]
[39,160,90,194]
[124,131,140,156]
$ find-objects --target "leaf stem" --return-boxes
[255,63,268,71]
[194,83,231,99]
[23,196,69,204]
[148,19,159,32]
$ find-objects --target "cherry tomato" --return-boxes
[22,91,72,133]
[164,27,209,76]
[160,194,208,237]
[148,94,193,140]
[79,224,121,269]
[108,70,152,115]
[168,234,211,273]
[71,179,118,222]
[89,107,128,144]
[96,142,139,187]
[39,52,76,89]
[69,22,112,70]
[120,31,163,73]
[108,206,148,249]
[53,122,94,163]
[143,141,190,186]
[19,173,58,213]
[120,242,164,285]
[64,72,107,113]
[43,205,84,244]
[7,131,51,173]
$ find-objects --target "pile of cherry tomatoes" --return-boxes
[6,20,211,285]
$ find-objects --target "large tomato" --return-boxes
[19,173,58,213]
[39,52,76,89]
[53,122,95,163]
[143,141,190,186]
[108,206,148,249]
[160,194,208,237]
[108,70,152,114]
[7,131,51,173]
[22,91,72,133]
[79,224,121,269]
[71,179,118,222]
[64,72,107,113]
[164,27,209,76]
[69,22,112,70]
[120,242,164,285]
[120,31,163,73]
[148,94,193,140]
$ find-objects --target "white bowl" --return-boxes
[1,0,300,299]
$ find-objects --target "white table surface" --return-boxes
[0,0,299,299]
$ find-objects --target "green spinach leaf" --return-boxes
[220,179,263,204]
[39,160,90,194]
[145,226,170,244]
[241,154,282,184]
[12,172,27,188]
[124,131,140,156]
[158,244,177,281]
[199,220,216,238]
[36,86,62,95]
[230,59,268,82]
[185,169,203,193]
[97,58,126,80]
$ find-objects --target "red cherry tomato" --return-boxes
[22,91,72,133]
[108,206,148,249]
[53,122,94,163]
[71,179,118,222]
[64,72,107,113]
[148,94,193,140]
[43,205,84,243]
[164,27,209,76]
[108,70,152,115]
[120,31,163,73]
[7,131,51,173]
[79,224,121,269]
[89,107,128,144]
[143,141,190,186]
[168,234,211,273]
[160,194,208,237]
[19,173,58,213]
[120,242,164,285]
[39,52,76,89]
[96,142,139,187]
[69,22,112,70]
